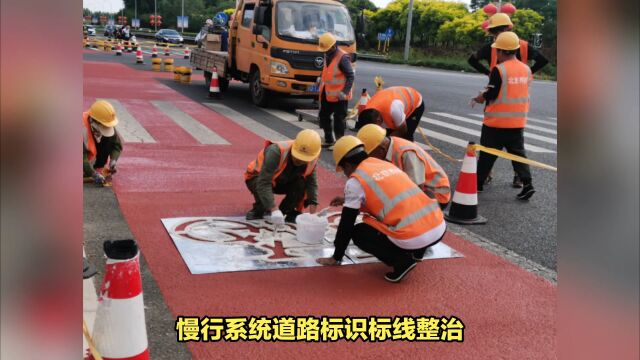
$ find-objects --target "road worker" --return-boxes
[357,124,451,209]
[357,86,424,141]
[244,129,322,224]
[316,136,446,283]
[468,12,549,188]
[83,100,123,185]
[471,32,535,200]
[318,32,355,148]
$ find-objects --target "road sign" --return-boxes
[385,27,394,37]
[132,18,140,28]
[177,16,189,29]
[92,16,98,24]
[214,12,229,26]
[377,33,388,41]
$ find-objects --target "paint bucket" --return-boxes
[296,214,328,244]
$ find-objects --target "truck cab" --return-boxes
[229,0,356,106]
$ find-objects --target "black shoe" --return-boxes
[384,261,417,283]
[83,258,97,279]
[284,211,301,223]
[321,140,334,148]
[516,184,535,200]
[245,209,264,220]
[512,175,523,188]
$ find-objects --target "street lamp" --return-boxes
[403,0,414,62]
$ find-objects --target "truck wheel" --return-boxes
[250,70,269,107]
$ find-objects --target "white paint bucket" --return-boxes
[296,213,328,244]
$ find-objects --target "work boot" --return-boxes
[516,184,535,201]
[284,211,301,224]
[384,261,418,283]
[245,208,264,220]
[412,248,427,262]
[512,174,523,188]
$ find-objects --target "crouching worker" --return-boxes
[83,100,123,185]
[357,86,424,141]
[316,136,446,282]
[357,124,450,209]
[244,129,322,224]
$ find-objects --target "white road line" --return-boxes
[421,117,555,153]
[417,127,470,148]
[261,108,325,138]
[548,116,557,120]
[433,112,557,139]
[152,101,229,145]
[468,113,557,127]
[203,103,290,141]
[102,99,157,143]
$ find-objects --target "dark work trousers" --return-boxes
[351,222,445,270]
[405,101,425,142]
[245,176,306,215]
[93,135,117,169]
[476,125,532,187]
[319,93,348,143]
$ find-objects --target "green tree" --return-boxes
[513,0,556,49]
[414,1,469,46]
[436,10,486,48]
[510,8,544,42]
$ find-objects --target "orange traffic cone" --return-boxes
[151,44,158,57]
[208,67,221,98]
[135,47,144,64]
[164,45,171,56]
[357,88,370,114]
[444,142,487,225]
[183,46,190,59]
[89,240,149,360]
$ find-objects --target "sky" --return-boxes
[83,0,470,12]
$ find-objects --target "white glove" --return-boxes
[271,210,285,225]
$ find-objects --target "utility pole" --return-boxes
[403,0,414,62]
[181,0,185,34]
[154,0,157,31]
[135,0,137,29]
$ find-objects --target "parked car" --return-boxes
[85,25,96,36]
[155,29,184,45]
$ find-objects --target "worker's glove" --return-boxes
[271,210,285,226]
[109,160,117,174]
[92,171,106,185]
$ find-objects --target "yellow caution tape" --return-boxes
[417,127,462,163]
[472,144,557,171]
[83,319,103,360]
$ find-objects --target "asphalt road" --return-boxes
[84,47,557,271]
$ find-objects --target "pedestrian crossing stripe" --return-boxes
[431,113,556,143]
[151,101,229,145]
[203,103,290,142]
[102,98,157,143]
[468,113,557,127]
[436,112,557,135]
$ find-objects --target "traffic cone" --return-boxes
[135,47,144,64]
[444,142,487,225]
[208,67,221,98]
[151,44,158,57]
[90,240,149,360]
[357,88,370,114]
[164,45,170,56]
[115,43,123,56]
[183,46,190,59]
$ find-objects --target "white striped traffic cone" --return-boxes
[183,46,190,59]
[208,67,221,98]
[115,43,122,56]
[90,240,149,360]
[164,45,170,56]
[151,44,158,57]
[444,142,487,225]
[357,88,370,114]
[135,47,144,64]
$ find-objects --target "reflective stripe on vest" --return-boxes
[351,158,443,240]
[82,112,97,162]
[320,49,353,102]
[390,137,451,204]
[244,141,317,185]
[484,59,531,128]
[490,39,529,70]
[364,87,421,130]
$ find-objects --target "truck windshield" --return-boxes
[276,2,354,44]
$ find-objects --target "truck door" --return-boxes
[235,2,255,73]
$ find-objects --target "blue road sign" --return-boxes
[385,27,394,37]
[214,12,229,25]
[377,33,388,41]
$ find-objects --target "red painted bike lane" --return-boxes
[84,61,556,359]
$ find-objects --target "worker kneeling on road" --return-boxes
[316,136,446,283]
[357,124,451,209]
[83,100,123,185]
[357,86,424,141]
[244,129,322,224]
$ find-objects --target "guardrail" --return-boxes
[357,53,389,62]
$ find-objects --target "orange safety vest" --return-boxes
[82,112,97,162]
[351,157,443,240]
[244,140,317,186]
[484,59,532,128]
[389,137,451,205]
[320,49,353,102]
[364,86,422,130]
[490,39,529,70]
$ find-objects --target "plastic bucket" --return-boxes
[296,214,328,244]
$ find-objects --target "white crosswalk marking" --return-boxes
[548,116,557,120]
[103,98,157,143]
[421,116,554,153]
[433,112,557,135]
[203,103,290,141]
[261,108,325,137]
[152,101,229,145]
[468,113,557,127]
[432,113,557,144]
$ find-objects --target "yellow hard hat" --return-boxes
[333,135,364,171]
[291,129,321,162]
[318,32,337,52]
[491,31,520,51]
[357,124,386,154]
[88,100,118,127]
[487,13,513,29]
